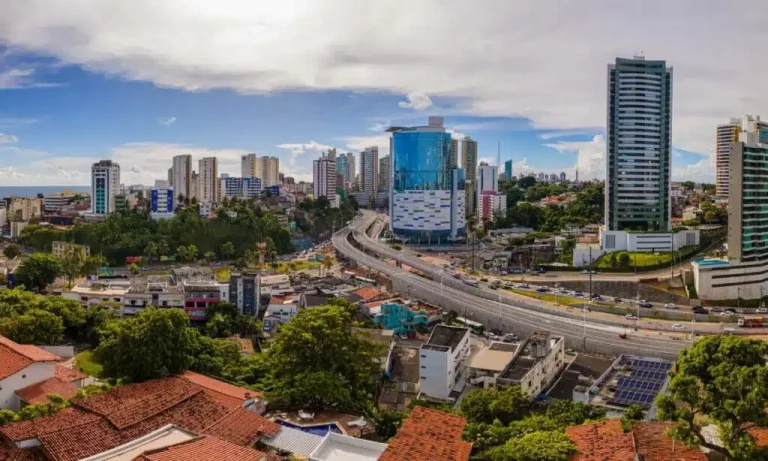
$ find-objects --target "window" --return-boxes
[420,366,426,369]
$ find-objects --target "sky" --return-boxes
[0,0,766,186]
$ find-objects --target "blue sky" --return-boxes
[0,1,765,185]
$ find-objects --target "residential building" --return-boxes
[388,116,466,241]
[496,331,565,400]
[51,241,90,258]
[419,325,470,401]
[538,172,547,182]
[122,276,185,316]
[264,294,299,328]
[198,157,218,204]
[312,151,337,207]
[476,163,498,201]
[229,271,260,316]
[335,153,350,187]
[468,342,520,389]
[154,179,169,189]
[450,138,458,169]
[379,155,390,192]
[605,55,673,231]
[43,190,77,213]
[260,156,280,187]
[62,279,130,306]
[504,159,513,180]
[241,153,260,178]
[716,115,768,198]
[560,171,566,182]
[150,187,175,220]
[183,280,228,321]
[361,146,379,195]
[7,197,43,222]
[478,192,507,221]
[171,154,193,200]
[91,160,120,215]
[378,407,471,461]
[219,177,263,200]
[462,136,478,217]
[189,171,199,201]
[345,152,356,189]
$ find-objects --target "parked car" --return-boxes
[489,285,498,290]
[519,283,530,289]
[671,324,685,331]
[480,277,489,282]
[723,309,736,316]
[639,302,653,308]
[536,287,549,293]
[565,348,577,356]
[664,303,677,309]
[693,307,709,315]
[625,314,637,320]
[502,333,519,343]
[757,308,768,314]
[613,297,622,303]
[710,306,723,313]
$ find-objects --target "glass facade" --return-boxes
[392,130,455,192]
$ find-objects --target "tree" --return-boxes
[220,241,235,260]
[3,244,21,259]
[261,305,382,410]
[682,181,696,191]
[128,263,140,275]
[656,335,768,460]
[0,309,65,344]
[158,239,170,257]
[15,253,61,291]
[618,252,631,268]
[371,408,407,441]
[203,250,216,263]
[518,176,537,189]
[95,308,198,382]
[206,313,233,338]
[322,255,333,277]
[144,241,159,259]
[484,430,575,461]
[59,246,86,288]
[459,387,530,425]
[621,404,645,431]
[81,254,107,277]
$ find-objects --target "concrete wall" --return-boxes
[694,260,768,301]
[0,362,56,411]
[419,347,450,400]
[535,280,691,306]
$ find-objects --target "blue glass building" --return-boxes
[388,116,466,241]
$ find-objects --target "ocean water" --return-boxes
[0,186,90,198]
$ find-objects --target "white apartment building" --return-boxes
[260,156,280,187]
[497,331,565,400]
[241,153,260,178]
[189,172,199,201]
[715,115,768,198]
[43,191,77,213]
[171,155,192,200]
[476,163,498,202]
[198,157,218,204]
[313,152,337,207]
[91,160,120,215]
[419,325,471,401]
[361,146,379,195]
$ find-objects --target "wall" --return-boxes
[535,280,690,306]
[419,347,450,400]
[0,362,56,411]
[40,346,75,359]
[694,260,768,301]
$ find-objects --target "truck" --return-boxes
[738,318,763,328]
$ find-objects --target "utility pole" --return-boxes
[588,247,593,299]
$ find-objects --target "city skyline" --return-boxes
[1,2,766,186]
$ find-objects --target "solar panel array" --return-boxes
[608,359,673,409]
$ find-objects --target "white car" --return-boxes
[671,324,685,331]
[625,314,637,320]
[758,308,768,314]
[664,303,677,309]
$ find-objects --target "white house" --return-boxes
[418,325,470,401]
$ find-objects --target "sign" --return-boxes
[125,256,142,264]
[97,267,114,276]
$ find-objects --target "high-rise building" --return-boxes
[476,163,505,220]
[150,187,174,219]
[189,172,199,201]
[461,137,478,217]
[346,153,356,190]
[504,160,513,180]
[388,116,466,241]
[219,177,262,200]
[361,146,379,195]
[560,171,566,182]
[198,157,218,204]
[171,155,192,200]
[241,153,259,178]
[313,152,337,207]
[379,156,390,191]
[260,156,280,187]
[91,160,120,215]
[717,116,768,198]
[336,154,349,187]
[167,168,173,187]
[605,55,673,231]
[728,116,768,263]
[477,164,498,196]
[450,139,458,169]
[538,172,547,183]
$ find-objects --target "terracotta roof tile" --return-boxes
[354,287,382,302]
[180,371,261,402]
[0,347,31,381]
[379,407,471,461]
[0,408,101,442]
[204,407,281,445]
[0,446,46,461]
[0,336,57,362]
[15,377,78,405]
[751,427,768,446]
[632,422,706,461]
[54,365,86,383]
[38,418,123,461]
[132,435,278,461]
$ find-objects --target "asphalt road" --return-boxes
[334,212,687,359]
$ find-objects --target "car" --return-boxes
[590,270,597,274]
[724,309,736,315]
[490,328,503,336]
[416,253,423,257]
[480,277,489,282]
[625,314,637,320]
[512,269,523,274]
[502,333,519,343]
[581,270,589,274]
[639,302,653,308]
[519,283,530,289]
[574,291,583,297]
[664,303,677,309]
[710,306,723,313]
[693,307,709,315]
[565,348,577,356]
[758,308,768,314]
[671,324,685,331]
[489,285,498,290]
[538,268,547,274]
[536,287,549,293]
[503,281,514,287]
[613,297,622,303]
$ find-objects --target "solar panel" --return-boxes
[632,359,673,371]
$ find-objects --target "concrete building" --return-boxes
[313,152,337,207]
[183,280,229,321]
[361,146,379,195]
[450,138,458,169]
[716,115,768,198]
[219,177,262,200]
[605,55,673,231]
[497,331,565,400]
[229,271,260,316]
[241,153,260,178]
[91,160,120,215]
[468,342,520,389]
[418,325,470,401]
[538,172,547,182]
[504,159,513,180]
[476,163,498,202]
[43,191,77,213]
[344,152,356,190]
[560,171,566,182]
[573,228,700,267]
[7,197,43,223]
[189,171,199,201]
[150,187,175,219]
[260,156,280,187]
[476,164,506,221]
[379,155,390,192]
[388,116,466,241]
[198,157,218,204]
[462,137,478,217]
[51,241,90,258]
[335,153,350,188]
[171,154,192,200]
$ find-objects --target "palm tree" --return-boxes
[220,241,235,260]
[158,239,169,257]
[144,241,159,260]
[204,251,216,263]
[187,244,198,262]
[176,245,189,262]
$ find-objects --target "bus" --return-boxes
[456,316,484,335]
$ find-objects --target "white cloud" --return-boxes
[158,116,176,126]
[342,134,390,153]
[275,140,335,168]
[538,129,602,141]
[0,133,18,144]
[398,93,432,111]
[546,135,606,181]
[0,68,59,89]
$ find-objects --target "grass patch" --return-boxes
[507,288,596,308]
[75,350,103,378]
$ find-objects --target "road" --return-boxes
[334,212,688,359]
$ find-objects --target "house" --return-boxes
[566,419,706,461]
[309,432,388,461]
[0,335,78,411]
[265,294,298,324]
[353,286,386,303]
[0,371,277,460]
[496,331,565,400]
[419,325,471,401]
[114,431,280,461]
[182,280,229,321]
[123,276,185,316]
[51,241,91,258]
[62,280,130,307]
[468,342,520,389]
[353,328,395,373]
[379,407,471,461]
[374,301,441,335]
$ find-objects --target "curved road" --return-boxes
[334,213,687,360]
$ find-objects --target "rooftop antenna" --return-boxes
[634,50,645,60]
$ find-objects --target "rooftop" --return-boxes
[133,435,278,461]
[378,407,471,461]
[353,286,383,302]
[589,355,673,411]
[499,356,537,382]
[424,325,469,351]
[470,342,520,373]
[55,365,87,384]
[0,335,57,380]
[171,266,214,281]
[309,432,388,461]
[16,377,78,405]
[128,276,183,294]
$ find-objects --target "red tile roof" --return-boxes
[54,365,86,384]
[0,408,101,442]
[180,371,261,402]
[0,446,46,461]
[354,287,382,302]
[204,407,280,445]
[132,435,278,461]
[0,336,57,362]
[0,336,56,381]
[567,420,707,461]
[15,378,78,405]
[379,407,471,461]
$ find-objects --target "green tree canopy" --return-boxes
[261,305,382,411]
[656,335,768,460]
[0,309,64,344]
[460,387,531,426]
[483,430,575,461]
[15,253,61,291]
[3,244,21,259]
